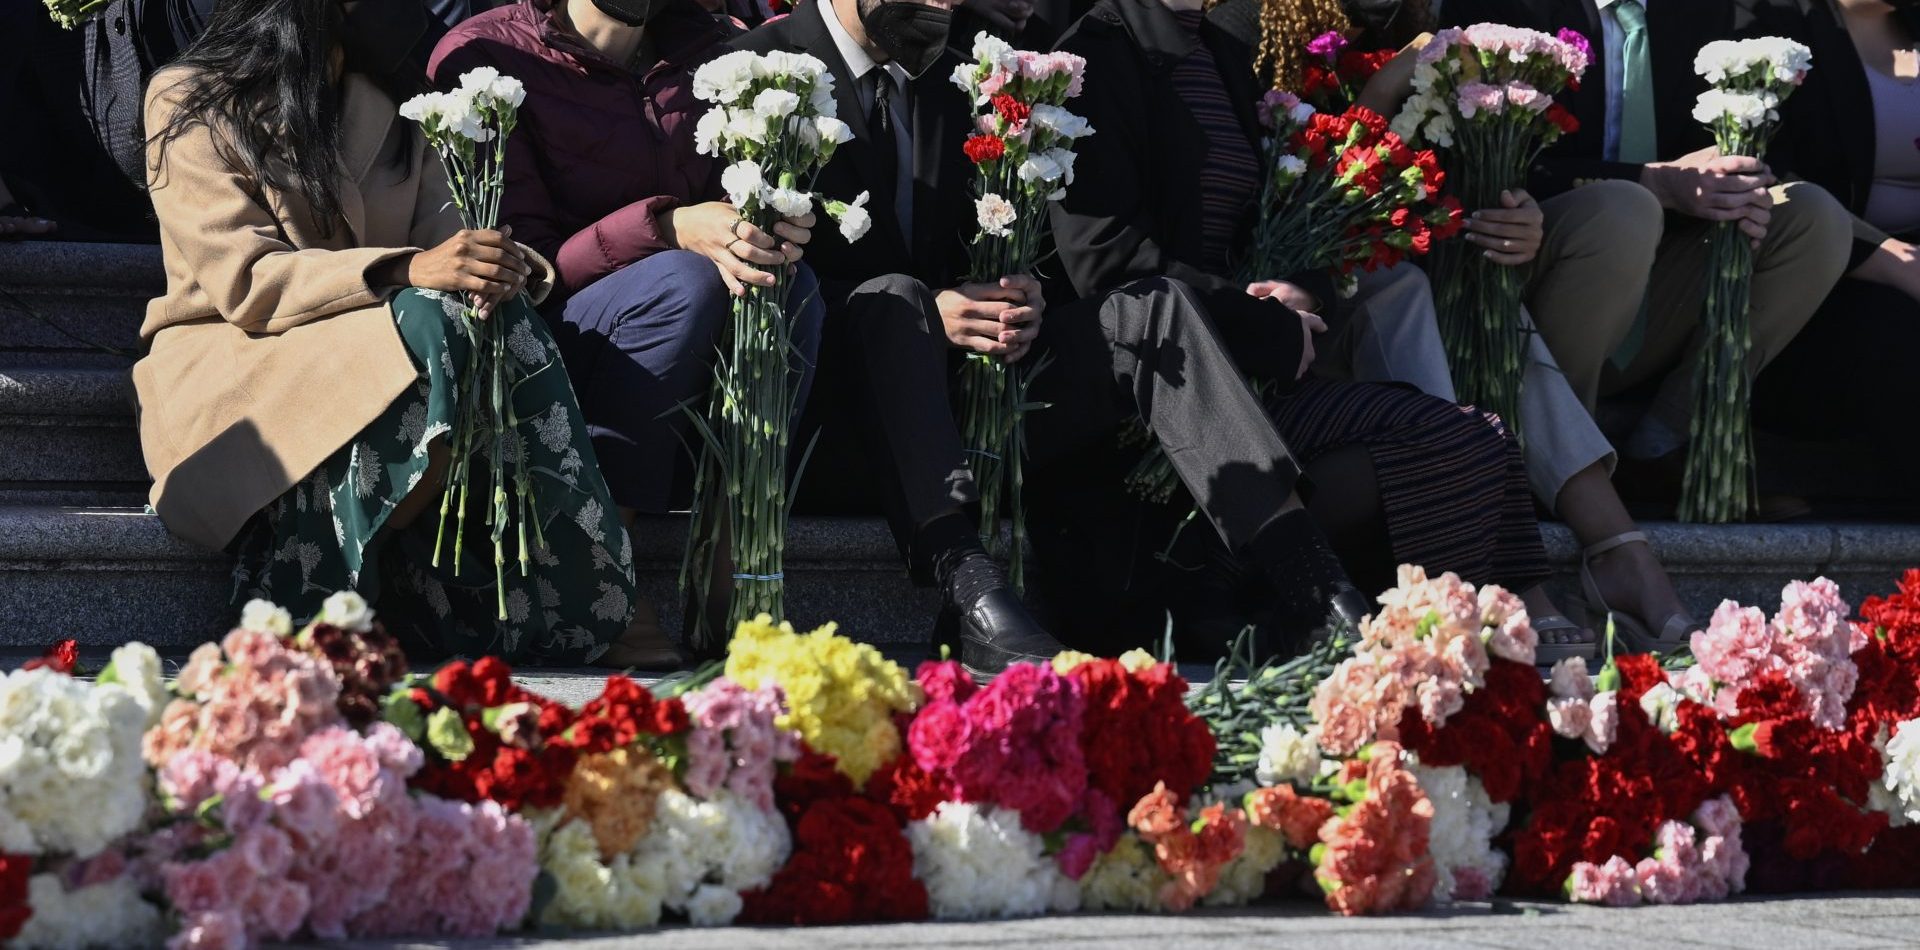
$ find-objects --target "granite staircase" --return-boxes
[1,240,1915,656]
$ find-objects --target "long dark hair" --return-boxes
[150,0,350,233]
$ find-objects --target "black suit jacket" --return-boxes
[730,2,975,293]
[1050,0,1315,382]
[1440,0,1735,197]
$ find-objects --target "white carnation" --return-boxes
[1412,762,1510,902]
[760,50,828,84]
[1017,152,1064,185]
[239,598,293,636]
[971,31,1016,67]
[1691,88,1779,129]
[1254,723,1321,787]
[1029,104,1093,140]
[100,642,167,727]
[975,193,1017,237]
[752,88,801,120]
[721,160,767,209]
[1639,682,1682,734]
[825,191,873,242]
[1042,147,1078,186]
[319,590,373,632]
[694,50,762,104]
[814,115,854,146]
[13,874,166,950]
[908,802,1081,920]
[1274,154,1308,178]
[1880,719,1920,825]
[765,187,815,219]
[695,106,730,156]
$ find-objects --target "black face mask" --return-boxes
[591,0,664,26]
[337,0,429,78]
[858,0,952,79]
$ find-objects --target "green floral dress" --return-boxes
[231,288,636,663]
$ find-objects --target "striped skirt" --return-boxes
[1267,376,1550,593]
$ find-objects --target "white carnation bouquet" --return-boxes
[1678,38,1812,523]
[400,68,541,621]
[684,50,869,651]
[949,32,1094,590]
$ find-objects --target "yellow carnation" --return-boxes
[1051,650,1098,674]
[1117,648,1158,673]
[724,615,919,784]
[1080,837,1171,911]
[1204,824,1286,906]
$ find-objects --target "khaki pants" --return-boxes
[1529,178,1853,436]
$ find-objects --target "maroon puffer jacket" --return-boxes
[428,0,728,299]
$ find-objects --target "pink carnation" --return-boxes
[908,662,1088,834]
[1456,82,1509,119]
[682,678,802,812]
[168,910,248,950]
[1691,579,1856,729]
[1567,855,1640,905]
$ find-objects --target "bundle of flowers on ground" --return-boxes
[21,568,1920,943]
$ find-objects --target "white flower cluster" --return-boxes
[536,790,790,929]
[1410,762,1510,902]
[1693,37,1812,87]
[0,644,163,858]
[399,67,526,144]
[12,874,166,950]
[953,32,1094,241]
[1876,719,1920,826]
[1690,88,1782,130]
[907,802,1081,920]
[1392,59,1463,148]
[691,50,865,240]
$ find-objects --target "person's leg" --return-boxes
[1527,180,1665,409]
[551,250,733,516]
[1636,181,1853,447]
[1026,278,1367,647]
[1342,261,1459,401]
[832,273,1063,674]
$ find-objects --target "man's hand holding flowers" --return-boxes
[1640,146,1775,246]
[661,200,816,297]
[937,274,1046,364]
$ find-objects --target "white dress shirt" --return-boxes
[818,0,914,235]
[1594,0,1649,163]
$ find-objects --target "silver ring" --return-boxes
[1502,239,1513,248]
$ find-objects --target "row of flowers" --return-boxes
[7,565,1920,946]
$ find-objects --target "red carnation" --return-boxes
[1544,102,1580,135]
[1068,659,1215,809]
[0,853,30,942]
[963,134,1006,165]
[991,93,1031,129]
[742,791,928,924]
[22,639,78,675]
[865,755,953,823]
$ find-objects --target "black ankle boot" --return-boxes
[931,545,1064,680]
[1247,509,1370,657]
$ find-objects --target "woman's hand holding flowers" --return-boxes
[1462,189,1543,266]
[666,200,813,297]
[393,226,532,319]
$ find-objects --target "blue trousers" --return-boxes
[548,250,824,512]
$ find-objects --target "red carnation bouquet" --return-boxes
[1299,30,1398,113]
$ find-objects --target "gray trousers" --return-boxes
[1342,260,1615,512]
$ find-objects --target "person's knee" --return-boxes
[851,272,933,303]
[845,273,940,337]
[1553,180,1663,258]
[1764,181,1852,280]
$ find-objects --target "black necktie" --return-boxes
[868,71,900,229]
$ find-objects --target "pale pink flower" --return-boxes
[1548,657,1595,701]
[1585,691,1619,754]
[245,879,311,941]
[1547,696,1592,739]
[1456,81,1510,118]
[168,910,247,950]
[1567,855,1640,905]
[235,826,295,878]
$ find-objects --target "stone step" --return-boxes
[0,505,938,650]
[2,499,1913,653]
[0,364,146,485]
[0,242,157,357]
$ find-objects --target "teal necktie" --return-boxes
[1611,0,1657,164]
[1607,1,1657,369]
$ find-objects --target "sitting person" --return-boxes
[1438,0,1852,524]
[432,0,826,667]
[139,0,637,662]
[1748,0,1920,503]
[1047,0,1591,661]
[1212,0,1700,653]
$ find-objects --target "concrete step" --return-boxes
[0,241,156,357]
[1,499,1914,653]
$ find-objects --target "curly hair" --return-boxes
[1254,0,1357,92]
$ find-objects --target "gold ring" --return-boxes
[730,217,749,239]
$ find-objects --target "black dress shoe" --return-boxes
[931,562,1067,680]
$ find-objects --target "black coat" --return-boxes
[1050,0,1311,383]
[1438,0,1736,197]
[730,2,975,293]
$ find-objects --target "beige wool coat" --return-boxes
[137,68,534,551]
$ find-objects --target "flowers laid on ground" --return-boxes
[949,32,1096,590]
[1678,38,1813,523]
[22,566,1920,943]
[1390,24,1588,444]
[400,69,542,620]
[684,50,868,652]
